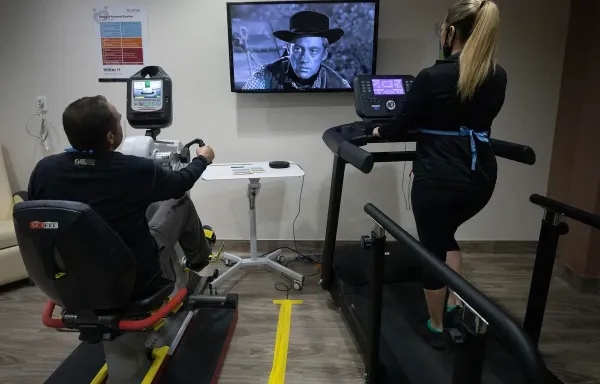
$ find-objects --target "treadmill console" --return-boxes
[354,75,415,121]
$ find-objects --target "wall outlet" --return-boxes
[37,96,47,113]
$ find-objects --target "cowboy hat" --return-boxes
[273,10,344,45]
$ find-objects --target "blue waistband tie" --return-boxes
[418,127,490,171]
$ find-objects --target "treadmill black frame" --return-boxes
[320,149,416,365]
[321,151,416,291]
[320,133,568,383]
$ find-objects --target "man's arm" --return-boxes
[149,156,209,202]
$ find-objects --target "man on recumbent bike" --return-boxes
[27,95,215,298]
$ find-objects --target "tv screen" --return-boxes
[227,1,379,93]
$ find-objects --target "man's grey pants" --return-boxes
[103,195,211,383]
[146,194,211,280]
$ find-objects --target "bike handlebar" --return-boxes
[42,288,188,331]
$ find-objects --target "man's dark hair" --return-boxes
[62,95,118,151]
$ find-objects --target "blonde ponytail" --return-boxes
[457,0,500,101]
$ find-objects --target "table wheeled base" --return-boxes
[210,179,305,291]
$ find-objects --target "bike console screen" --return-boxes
[132,80,164,112]
[354,75,415,121]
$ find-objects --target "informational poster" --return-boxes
[93,6,149,81]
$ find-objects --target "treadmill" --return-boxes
[320,75,561,383]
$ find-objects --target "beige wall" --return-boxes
[0,0,570,241]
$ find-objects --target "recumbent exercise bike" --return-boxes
[13,66,238,384]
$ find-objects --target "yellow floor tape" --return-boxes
[268,300,303,384]
[141,346,169,384]
[90,363,108,384]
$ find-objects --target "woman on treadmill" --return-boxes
[373,0,503,349]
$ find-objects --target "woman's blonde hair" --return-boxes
[445,0,500,101]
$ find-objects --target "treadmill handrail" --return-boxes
[339,141,374,173]
[364,203,548,384]
[323,125,536,171]
[322,127,374,174]
[490,138,536,165]
[530,194,600,230]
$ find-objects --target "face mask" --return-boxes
[443,44,453,59]
[443,26,454,59]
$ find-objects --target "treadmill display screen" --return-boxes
[372,79,405,95]
[132,80,163,111]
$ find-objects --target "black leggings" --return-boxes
[411,180,495,290]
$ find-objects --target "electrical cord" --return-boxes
[407,169,413,210]
[292,173,305,252]
[272,252,322,298]
[258,246,321,266]
[401,141,412,211]
[26,113,54,155]
[275,275,294,299]
[26,113,48,140]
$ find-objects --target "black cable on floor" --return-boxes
[257,247,322,297]
[275,274,294,299]
[284,256,321,277]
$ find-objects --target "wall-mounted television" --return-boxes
[227,0,380,93]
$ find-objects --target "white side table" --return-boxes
[201,162,305,291]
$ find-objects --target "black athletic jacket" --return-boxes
[379,53,507,186]
[28,151,209,295]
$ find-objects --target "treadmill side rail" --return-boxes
[364,202,549,384]
[365,227,386,383]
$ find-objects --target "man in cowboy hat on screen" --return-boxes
[242,10,351,90]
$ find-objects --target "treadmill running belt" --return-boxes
[333,242,420,287]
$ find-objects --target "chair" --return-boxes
[0,148,28,286]
[13,200,184,343]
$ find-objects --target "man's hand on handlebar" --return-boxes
[196,145,215,163]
